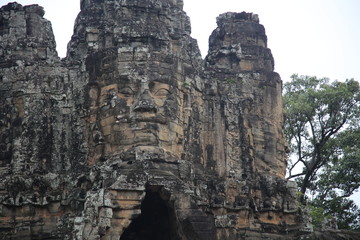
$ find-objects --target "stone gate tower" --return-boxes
[0,1,310,239]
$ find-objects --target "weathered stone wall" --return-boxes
[0,3,89,239]
[204,12,287,177]
[196,12,301,238]
[2,1,354,240]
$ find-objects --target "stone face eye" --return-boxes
[154,88,170,97]
[119,87,134,97]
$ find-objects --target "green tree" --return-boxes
[283,74,360,229]
[311,127,360,229]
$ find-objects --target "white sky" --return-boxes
[1,0,359,203]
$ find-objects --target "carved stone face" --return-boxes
[87,51,185,162]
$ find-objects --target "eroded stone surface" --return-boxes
[1,1,352,240]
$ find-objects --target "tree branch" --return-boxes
[287,172,305,180]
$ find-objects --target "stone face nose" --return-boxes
[134,99,158,112]
[134,91,158,113]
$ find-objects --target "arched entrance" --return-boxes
[120,188,182,240]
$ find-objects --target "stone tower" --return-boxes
[0,1,314,239]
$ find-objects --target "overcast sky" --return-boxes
[2,0,359,202]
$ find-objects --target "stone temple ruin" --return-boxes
[1,1,356,239]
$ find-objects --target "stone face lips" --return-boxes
[0,1,310,239]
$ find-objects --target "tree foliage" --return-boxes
[283,74,360,229]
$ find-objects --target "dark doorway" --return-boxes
[120,189,181,240]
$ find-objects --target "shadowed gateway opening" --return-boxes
[120,189,182,240]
